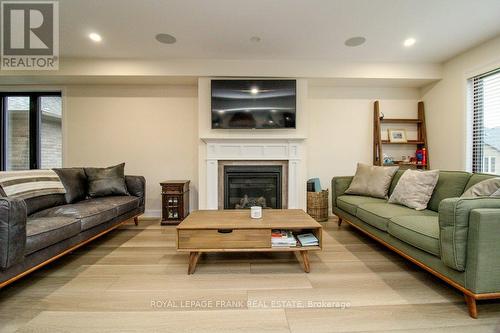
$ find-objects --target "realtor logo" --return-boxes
[1,1,59,70]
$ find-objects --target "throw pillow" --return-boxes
[84,163,129,198]
[388,169,440,210]
[461,177,500,198]
[345,163,399,199]
[53,168,88,203]
[0,170,66,200]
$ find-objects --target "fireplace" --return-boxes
[203,138,303,210]
[224,165,282,209]
[218,160,288,210]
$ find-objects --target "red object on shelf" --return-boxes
[422,148,427,167]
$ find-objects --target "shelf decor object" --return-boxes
[373,101,429,170]
[388,129,408,143]
[161,180,190,225]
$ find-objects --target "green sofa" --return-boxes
[332,170,500,318]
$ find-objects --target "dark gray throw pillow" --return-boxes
[53,168,88,203]
[84,163,129,198]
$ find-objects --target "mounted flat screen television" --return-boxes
[211,79,296,129]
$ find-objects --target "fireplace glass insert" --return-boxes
[224,165,282,209]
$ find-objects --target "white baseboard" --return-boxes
[143,209,161,218]
[141,210,336,220]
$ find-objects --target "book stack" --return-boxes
[271,229,297,247]
[297,233,319,247]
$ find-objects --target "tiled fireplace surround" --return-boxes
[201,138,305,210]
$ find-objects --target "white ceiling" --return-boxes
[55,0,500,63]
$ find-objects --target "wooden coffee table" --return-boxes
[176,209,322,274]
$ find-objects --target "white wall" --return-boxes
[0,58,442,85]
[60,82,421,217]
[63,85,198,216]
[422,36,500,170]
[7,35,500,217]
[307,86,421,212]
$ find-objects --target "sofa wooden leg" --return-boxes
[464,294,478,319]
[134,216,139,226]
[337,217,342,227]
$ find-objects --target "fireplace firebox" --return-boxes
[223,165,282,209]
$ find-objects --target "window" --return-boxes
[483,156,500,173]
[0,92,62,171]
[483,156,497,174]
[470,69,500,174]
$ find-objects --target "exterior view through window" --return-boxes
[0,92,62,171]
[471,69,500,174]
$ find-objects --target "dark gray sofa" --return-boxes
[0,174,145,288]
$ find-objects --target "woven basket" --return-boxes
[307,190,329,222]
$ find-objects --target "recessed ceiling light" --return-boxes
[250,36,261,43]
[250,87,259,94]
[403,38,416,47]
[155,33,177,44]
[344,36,366,47]
[88,32,102,42]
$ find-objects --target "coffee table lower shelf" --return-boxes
[178,246,321,274]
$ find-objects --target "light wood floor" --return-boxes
[1,218,500,332]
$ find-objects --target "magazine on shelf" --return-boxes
[297,233,319,247]
[271,229,297,247]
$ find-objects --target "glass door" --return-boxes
[5,96,30,170]
[40,96,62,169]
[0,92,62,171]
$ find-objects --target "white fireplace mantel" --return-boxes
[202,137,306,210]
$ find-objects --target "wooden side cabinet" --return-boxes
[161,180,190,225]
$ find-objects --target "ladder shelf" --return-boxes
[373,101,429,170]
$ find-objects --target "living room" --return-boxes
[1,0,500,332]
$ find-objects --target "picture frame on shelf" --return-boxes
[388,129,407,143]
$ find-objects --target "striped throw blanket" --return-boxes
[0,170,66,200]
